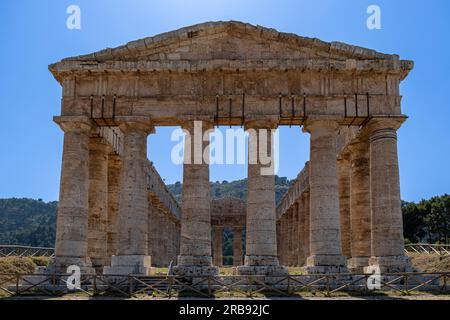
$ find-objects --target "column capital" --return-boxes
[362,118,406,137]
[115,116,154,134]
[302,119,339,134]
[244,119,278,131]
[54,116,93,133]
[181,120,215,132]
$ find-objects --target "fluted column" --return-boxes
[233,227,243,266]
[303,120,347,273]
[237,121,286,275]
[303,190,311,260]
[52,116,95,274]
[287,209,293,266]
[175,121,218,276]
[147,204,160,266]
[292,202,300,267]
[276,221,281,263]
[348,140,371,272]
[337,153,351,259]
[364,119,411,273]
[213,226,223,267]
[87,137,110,271]
[297,195,306,266]
[106,153,122,265]
[104,118,154,275]
[159,210,169,266]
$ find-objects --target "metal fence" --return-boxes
[0,245,55,258]
[405,244,450,255]
[0,272,448,298]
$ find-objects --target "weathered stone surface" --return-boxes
[347,139,371,272]
[302,120,347,273]
[52,116,95,274]
[103,118,154,275]
[233,227,243,266]
[213,226,223,266]
[87,137,110,271]
[175,121,218,276]
[363,119,411,273]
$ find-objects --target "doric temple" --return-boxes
[48,21,413,277]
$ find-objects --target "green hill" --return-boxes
[0,198,57,247]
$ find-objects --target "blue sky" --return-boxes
[0,0,449,202]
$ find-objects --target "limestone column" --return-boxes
[297,195,306,266]
[233,227,243,266]
[347,140,371,272]
[303,120,347,273]
[106,153,122,265]
[364,119,410,273]
[175,121,218,276]
[87,137,110,271]
[237,122,286,275]
[283,214,289,266]
[175,222,181,264]
[169,220,177,264]
[213,226,223,267]
[276,221,281,263]
[147,204,160,266]
[292,202,300,267]
[159,210,169,266]
[52,116,95,274]
[286,209,293,266]
[303,190,311,260]
[103,118,154,275]
[337,153,351,259]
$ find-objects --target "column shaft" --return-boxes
[106,153,122,265]
[175,121,217,276]
[337,154,351,259]
[233,227,243,266]
[297,195,306,266]
[348,140,371,272]
[104,119,154,275]
[304,120,347,273]
[53,117,94,273]
[213,227,223,266]
[365,120,410,273]
[237,124,286,275]
[87,137,110,271]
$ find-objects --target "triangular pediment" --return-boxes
[50,21,413,79]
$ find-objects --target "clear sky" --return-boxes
[0,0,449,202]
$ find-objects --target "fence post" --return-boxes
[93,274,97,296]
[208,276,212,297]
[15,274,20,296]
[442,274,448,293]
[128,275,134,297]
[287,275,291,295]
[404,274,409,295]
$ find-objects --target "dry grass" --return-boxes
[408,253,450,273]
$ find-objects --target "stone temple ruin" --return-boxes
[48,21,413,277]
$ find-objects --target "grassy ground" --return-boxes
[0,256,49,275]
[409,253,450,273]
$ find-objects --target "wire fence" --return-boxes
[0,245,55,258]
[405,244,450,256]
